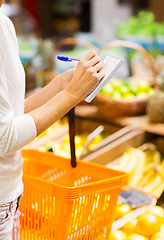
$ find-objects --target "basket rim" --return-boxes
[22,149,128,199]
[98,40,159,87]
[95,92,150,104]
[22,174,126,199]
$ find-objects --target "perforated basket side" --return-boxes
[20,149,127,240]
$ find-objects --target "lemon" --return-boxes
[127,233,148,240]
[122,218,138,236]
[151,231,164,240]
[115,203,132,220]
[147,206,164,224]
[110,230,127,240]
[136,212,161,238]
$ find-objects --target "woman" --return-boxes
[0,0,105,239]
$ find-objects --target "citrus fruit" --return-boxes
[115,203,132,219]
[150,231,164,240]
[136,212,161,237]
[110,230,127,240]
[127,233,148,240]
[151,238,164,240]
[122,218,138,236]
[147,206,164,224]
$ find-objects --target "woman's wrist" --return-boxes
[51,75,64,92]
[63,87,80,106]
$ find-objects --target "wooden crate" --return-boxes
[75,116,135,156]
[83,129,158,164]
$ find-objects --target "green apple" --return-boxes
[111,78,123,90]
[120,85,129,96]
[123,93,135,100]
[137,92,148,99]
[129,83,138,95]
[101,83,114,96]
[137,80,151,92]
[112,91,122,100]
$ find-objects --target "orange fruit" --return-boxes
[136,212,161,237]
[147,206,164,224]
[151,231,164,240]
[150,239,164,240]
[110,230,127,240]
[150,238,164,240]
[115,203,132,220]
[122,218,138,236]
[127,233,148,240]
[151,238,164,239]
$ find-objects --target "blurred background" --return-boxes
[3,0,164,39]
[1,0,164,93]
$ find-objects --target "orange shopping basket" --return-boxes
[19,149,127,240]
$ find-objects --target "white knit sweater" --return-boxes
[0,11,37,204]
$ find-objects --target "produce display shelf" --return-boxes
[75,105,164,136]
[82,127,160,164]
[81,128,164,232]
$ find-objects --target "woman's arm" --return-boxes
[24,68,75,113]
[28,51,105,136]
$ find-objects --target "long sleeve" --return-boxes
[0,10,37,204]
[0,110,37,157]
[0,13,37,157]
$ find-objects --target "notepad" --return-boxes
[85,54,124,103]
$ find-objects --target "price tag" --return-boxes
[119,189,152,209]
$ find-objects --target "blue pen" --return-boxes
[57,56,80,62]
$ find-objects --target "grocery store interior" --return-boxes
[2,0,164,239]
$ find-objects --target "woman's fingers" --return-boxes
[86,53,104,74]
[80,51,105,82]
[81,50,97,61]
[97,70,106,81]
[80,51,104,71]
[92,61,104,73]
[66,50,106,101]
[88,55,101,66]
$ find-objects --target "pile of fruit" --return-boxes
[38,131,109,159]
[100,78,154,101]
[109,142,164,240]
[111,204,164,240]
[108,144,164,198]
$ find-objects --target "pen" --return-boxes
[57,56,80,62]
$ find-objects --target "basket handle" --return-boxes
[55,37,97,52]
[48,38,97,71]
[98,40,159,88]
[49,37,97,73]
[68,107,76,168]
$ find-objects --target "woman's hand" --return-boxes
[57,68,75,90]
[66,51,105,102]
[27,51,105,136]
